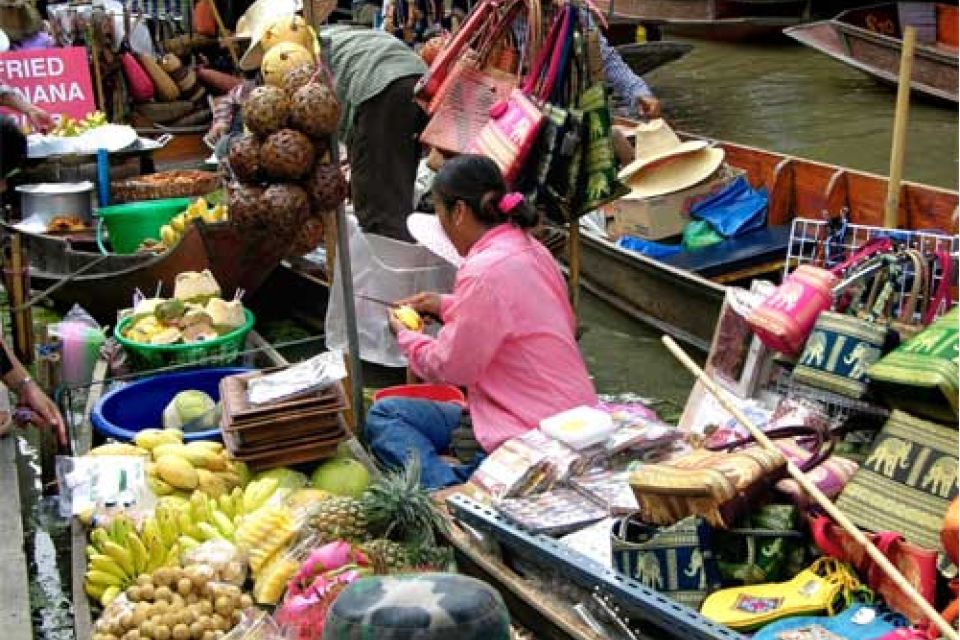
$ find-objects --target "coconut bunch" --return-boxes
[226,63,346,259]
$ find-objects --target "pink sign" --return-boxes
[0,47,96,126]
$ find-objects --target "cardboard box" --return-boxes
[603,165,743,241]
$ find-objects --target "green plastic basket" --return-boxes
[96,198,190,255]
[115,309,256,370]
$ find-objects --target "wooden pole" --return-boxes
[884,25,917,229]
[662,335,960,640]
[206,0,240,70]
[88,22,106,112]
[568,222,582,320]
[8,235,33,365]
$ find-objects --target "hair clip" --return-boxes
[499,192,523,215]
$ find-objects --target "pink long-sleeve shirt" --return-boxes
[397,223,598,452]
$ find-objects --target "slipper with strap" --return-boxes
[701,558,866,631]
[753,602,909,640]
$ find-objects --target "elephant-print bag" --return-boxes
[835,410,959,552]
[611,515,722,608]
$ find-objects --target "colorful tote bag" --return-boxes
[791,310,891,398]
[867,307,959,424]
[713,504,807,587]
[611,515,722,608]
[835,410,959,551]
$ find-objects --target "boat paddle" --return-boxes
[661,334,959,640]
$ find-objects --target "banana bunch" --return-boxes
[84,514,176,608]
[158,197,229,249]
[172,488,246,550]
[50,111,108,137]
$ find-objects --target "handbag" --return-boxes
[868,306,959,424]
[713,504,807,586]
[629,447,787,528]
[811,516,939,624]
[469,5,570,185]
[748,238,894,356]
[834,410,959,551]
[611,515,722,608]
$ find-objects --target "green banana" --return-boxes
[211,510,235,538]
[90,528,112,552]
[178,535,201,552]
[197,522,224,542]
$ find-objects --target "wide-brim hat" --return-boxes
[617,118,709,182]
[623,146,726,199]
[236,0,302,70]
[407,212,465,268]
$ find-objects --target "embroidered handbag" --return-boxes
[747,238,894,356]
[713,504,807,587]
[628,447,787,528]
[470,5,570,185]
[810,516,939,624]
[834,410,959,552]
[611,515,722,608]
[867,307,959,424]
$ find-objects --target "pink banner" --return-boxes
[0,47,96,126]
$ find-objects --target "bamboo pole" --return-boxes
[884,26,917,229]
[206,0,240,69]
[568,222,582,320]
[88,23,106,112]
[661,335,959,640]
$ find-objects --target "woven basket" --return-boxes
[111,170,220,203]
[134,100,195,125]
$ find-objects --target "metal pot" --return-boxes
[16,182,94,226]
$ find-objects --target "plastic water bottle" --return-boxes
[635,24,647,43]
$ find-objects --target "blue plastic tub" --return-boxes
[92,367,250,443]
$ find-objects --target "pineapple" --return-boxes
[308,496,369,543]
[360,539,409,574]
[362,454,446,548]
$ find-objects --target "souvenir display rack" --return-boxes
[786,217,959,319]
[446,493,748,640]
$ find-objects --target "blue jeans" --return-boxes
[366,398,482,490]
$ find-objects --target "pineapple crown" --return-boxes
[362,453,447,548]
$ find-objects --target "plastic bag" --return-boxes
[682,219,724,251]
[182,540,248,586]
[325,214,456,367]
[616,235,683,259]
[246,352,347,406]
[55,454,153,521]
[50,304,105,387]
[690,175,768,238]
[222,608,290,640]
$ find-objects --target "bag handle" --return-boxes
[705,423,834,474]
[521,5,570,99]
[829,236,894,277]
[923,248,955,325]
[897,249,928,325]
[415,0,498,97]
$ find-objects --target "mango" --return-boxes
[392,305,423,331]
[152,443,189,460]
[134,428,183,450]
[197,468,227,498]
[156,454,199,490]
[87,443,150,458]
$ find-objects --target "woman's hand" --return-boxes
[394,292,441,320]
[636,96,662,119]
[20,381,66,446]
[387,308,407,336]
[26,106,55,134]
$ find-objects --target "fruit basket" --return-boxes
[115,308,256,369]
[111,169,220,203]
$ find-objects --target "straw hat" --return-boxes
[235,0,326,71]
[0,28,8,52]
[618,119,725,198]
[407,212,465,268]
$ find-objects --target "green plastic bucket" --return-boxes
[96,198,190,254]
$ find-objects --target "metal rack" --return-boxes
[786,217,958,322]
[447,494,748,640]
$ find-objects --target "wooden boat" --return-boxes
[594,0,812,40]
[616,40,694,76]
[784,3,959,103]
[566,123,959,351]
[3,222,286,325]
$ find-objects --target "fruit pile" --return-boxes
[92,565,251,640]
[157,198,229,250]
[226,44,347,260]
[120,289,247,347]
[50,111,108,136]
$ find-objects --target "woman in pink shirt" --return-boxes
[367,155,597,489]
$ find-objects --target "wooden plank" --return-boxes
[0,434,34,639]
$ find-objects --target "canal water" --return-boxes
[581,35,959,410]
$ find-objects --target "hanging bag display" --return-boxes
[610,515,723,608]
[747,237,894,356]
[834,410,959,552]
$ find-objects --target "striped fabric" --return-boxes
[125,0,191,18]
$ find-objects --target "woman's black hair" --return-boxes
[432,154,539,230]
[0,116,27,179]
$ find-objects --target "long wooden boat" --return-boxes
[616,40,695,76]
[784,3,959,103]
[3,222,285,325]
[567,124,959,351]
[594,0,812,40]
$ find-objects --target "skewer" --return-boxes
[661,334,959,640]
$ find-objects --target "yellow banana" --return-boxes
[218,494,235,520]
[100,585,121,607]
[86,569,122,588]
[100,540,135,576]
[89,554,128,581]
[140,522,164,572]
[126,531,149,575]
[84,580,106,601]
[90,528,111,552]
[86,544,98,559]
[178,535,201,552]
[211,511,235,538]
[177,510,201,540]
[197,522,224,542]
[164,543,181,568]
[156,509,179,548]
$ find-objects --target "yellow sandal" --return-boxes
[700,558,866,631]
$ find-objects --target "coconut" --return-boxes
[289,81,339,138]
[307,163,348,212]
[281,63,318,96]
[242,86,289,136]
[286,217,325,258]
[227,133,262,183]
[226,184,267,230]
[261,184,310,240]
[260,129,316,181]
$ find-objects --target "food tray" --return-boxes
[111,169,220,203]
[223,416,348,469]
[222,418,346,455]
[224,409,345,447]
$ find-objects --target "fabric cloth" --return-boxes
[397,223,597,452]
[319,25,426,141]
[365,397,482,489]
[208,79,255,143]
[349,75,426,241]
[323,573,511,640]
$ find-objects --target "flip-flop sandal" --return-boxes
[701,558,865,631]
[753,602,909,640]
